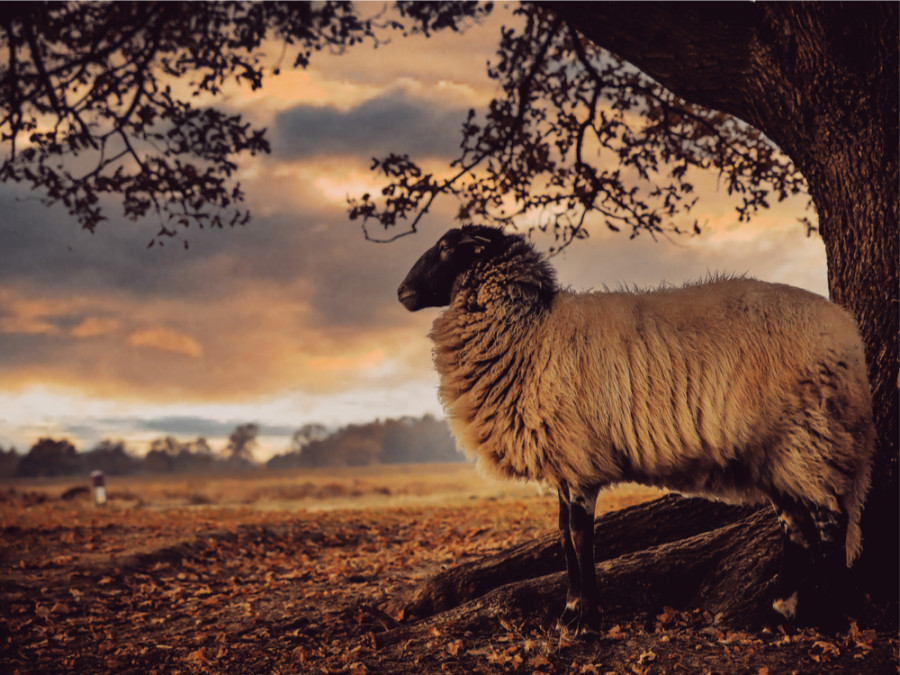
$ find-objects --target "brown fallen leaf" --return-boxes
[657,606,677,625]
[637,650,657,664]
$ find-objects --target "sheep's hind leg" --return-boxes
[808,502,852,631]
[768,494,816,624]
[556,483,602,637]
[768,493,852,629]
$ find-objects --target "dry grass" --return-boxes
[0,462,665,520]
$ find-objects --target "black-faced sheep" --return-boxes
[398,224,875,635]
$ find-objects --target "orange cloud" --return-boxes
[127,327,204,358]
[0,289,63,335]
[70,317,121,338]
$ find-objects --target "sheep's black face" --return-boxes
[398,226,499,311]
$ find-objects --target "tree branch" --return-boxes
[3,20,21,161]
[20,14,63,118]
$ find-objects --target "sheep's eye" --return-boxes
[438,241,451,254]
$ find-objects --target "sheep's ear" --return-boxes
[458,233,492,255]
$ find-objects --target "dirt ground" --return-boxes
[1,466,897,674]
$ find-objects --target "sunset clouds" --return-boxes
[272,90,469,160]
[0,5,826,458]
[127,328,204,359]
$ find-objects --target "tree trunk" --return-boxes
[541,0,899,609]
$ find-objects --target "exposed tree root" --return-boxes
[380,495,783,645]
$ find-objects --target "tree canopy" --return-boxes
[2,1,801,249]
[350,4,807,250]
[0,2,491,241]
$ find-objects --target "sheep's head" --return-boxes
[398,225,505,311]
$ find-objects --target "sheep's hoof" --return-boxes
[762,607,797,635]
[557,602,602,639]
[767,591,849,635]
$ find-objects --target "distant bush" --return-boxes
[16,438,82,478]
[0,447,19,478]
[82,440,139,475]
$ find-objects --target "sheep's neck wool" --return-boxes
[431,240,559,483]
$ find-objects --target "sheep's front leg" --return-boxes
[557,483,602,637]
[557,484,581,631]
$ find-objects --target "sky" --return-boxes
[0,5,827,460]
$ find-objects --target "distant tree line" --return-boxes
[3,423,259,479]
[266,415,460,470]
[0,415,462,478]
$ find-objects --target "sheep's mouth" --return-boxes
[398,287,420,311]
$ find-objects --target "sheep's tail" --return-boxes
[844,421,875,567]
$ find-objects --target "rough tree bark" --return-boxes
[391,2,898,630]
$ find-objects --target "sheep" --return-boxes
[397,224,875,635]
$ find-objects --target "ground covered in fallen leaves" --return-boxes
[1,467,897,674]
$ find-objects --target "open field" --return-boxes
[1,464,896,674]
[2,462,575,514]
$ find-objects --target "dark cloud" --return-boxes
[273,91,469,159]
[69,416,297,441]
[0,182,327,298]
[253,213,439,330]
[0,179,421,326]
[0,184,209,297]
